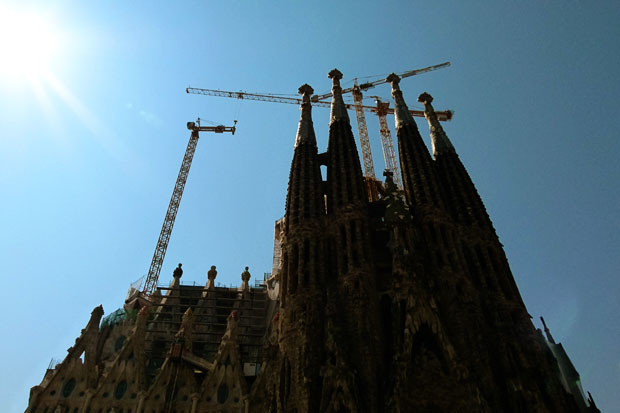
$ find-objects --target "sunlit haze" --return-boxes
[0,7,61,81]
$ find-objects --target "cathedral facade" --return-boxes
[27,70,598,413]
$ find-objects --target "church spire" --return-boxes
[279,87,329,413]
[329,68,349,124]
[418,91,495,229]
[284,84,324,232]
[387,73,414,127]
[387,73,444,211]
[418,92,455,157]
[295,84,315,147]
[326,68,366,212]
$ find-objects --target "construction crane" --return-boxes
[310,62,451,102]
[310,62,451,190]
[185,87,452,121]
[351,80,376,180]
[186,62,451,195]
[141,118,237,297]
[370,96,402,189]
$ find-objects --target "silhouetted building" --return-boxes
[27,70,598,413]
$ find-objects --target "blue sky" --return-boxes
[0,1,618,411]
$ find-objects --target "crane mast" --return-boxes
[374,97,402,189]
[352,80,375,180]
[141,119,236,297]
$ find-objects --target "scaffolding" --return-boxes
[143,284,268,381]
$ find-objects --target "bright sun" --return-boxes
[0,7,61,80]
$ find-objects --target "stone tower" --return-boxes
[277,83,327,412]
[27,70,598,413]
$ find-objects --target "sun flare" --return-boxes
[0,7,61,80]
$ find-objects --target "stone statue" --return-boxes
[205,265,217,291]
[173,263,183,279]
[241,266,251,283]
[208,265,217,282]
[240,266,251,292]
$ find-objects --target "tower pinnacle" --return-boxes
[326,69,366,211]
[329,68,349,124]
[418,92,455,157]
[295,84,315,148]
[387,73,414,128]
[388,73,444,210]
[328,68,343,85]
[299,83,314,101]
[285,82,323,231]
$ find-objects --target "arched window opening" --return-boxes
[340,224,348,272]
[217,383,229,404]
[114,335,126,352]
[410,324,449,375]
[350,221,359,267]
[461,244,481,287]
[475,245,488,272]
[440,224,449,246]
[281,253,289,304]
[380,295,394,376]
[290,245,299,294]
[114,380,128,400]
[303,239,310,265]
[62,378,76,398]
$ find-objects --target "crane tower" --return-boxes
[141,119,236,297]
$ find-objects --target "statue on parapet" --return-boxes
[173,263,183,279]
[240,266,251,292]
[206,265,217,290]
[241,266,251,282]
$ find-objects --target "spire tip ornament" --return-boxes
[298,84,314,102]
[386,73,401,89]
[329,69,349,124]
[388,73,411,127]
[295,83,316,147]
[419,92,455,156]
[328,68,343,79]
[328,68,343,87]
[418,92,433,105]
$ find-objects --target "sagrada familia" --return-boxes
[27,70,599,412]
